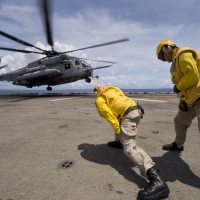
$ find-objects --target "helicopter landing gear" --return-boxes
[85,77,91,83]
[47,86,52,91]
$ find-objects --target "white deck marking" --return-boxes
[49,98,75,102]
[133,98,167,102]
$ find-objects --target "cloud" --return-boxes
[0,0,200,90]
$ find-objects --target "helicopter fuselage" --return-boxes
[0,54,94,90]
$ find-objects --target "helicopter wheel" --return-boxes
[47,86,52,91]
[85,77,91,83]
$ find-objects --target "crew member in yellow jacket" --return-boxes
[94,84,170,200]
[156,40,200,151]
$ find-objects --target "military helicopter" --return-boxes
[0,0,129,91]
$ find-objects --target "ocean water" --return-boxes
[0,88,173,95]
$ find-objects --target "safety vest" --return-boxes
[170,47,200,104]
[96,86,137,119]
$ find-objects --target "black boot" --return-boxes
[137,168,170,200]
[162,142,184,151]
[107,141,123,149]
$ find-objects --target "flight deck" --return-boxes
[0,93,199,200]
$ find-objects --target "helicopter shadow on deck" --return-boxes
[78,143,200,189]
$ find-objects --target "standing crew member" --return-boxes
[156,40,200,151]
[94,84,170,200]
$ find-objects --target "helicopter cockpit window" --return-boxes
[75,60,80,66]
[80,60,89,68]
[65,63,70,69]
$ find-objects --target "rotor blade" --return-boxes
[90,65,112,71]
[81,58,116,64]
[39,0,54,48]
[0,64,8,69]
[0,30,45,52]
[0,47,44,54]
[63,38,130,53]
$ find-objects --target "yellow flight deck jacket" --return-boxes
[95,86,137,134]
[170,47,200,105]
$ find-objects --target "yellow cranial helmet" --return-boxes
[156,40,176,60]
[94,83,105,94]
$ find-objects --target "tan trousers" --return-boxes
[118,109,155,174]
[174,99,200,148]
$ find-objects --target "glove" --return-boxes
[179,100,188,112]
[173,85,181,94]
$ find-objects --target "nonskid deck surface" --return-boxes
[0,94,199,200]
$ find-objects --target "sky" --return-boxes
[1,0,200,91]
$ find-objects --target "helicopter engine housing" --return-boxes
[39,54,70,66]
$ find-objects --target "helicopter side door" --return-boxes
[62,59,82,78]
[72,59,85,77]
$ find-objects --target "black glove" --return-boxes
[173,85,181,93]
[179,100,188,112]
